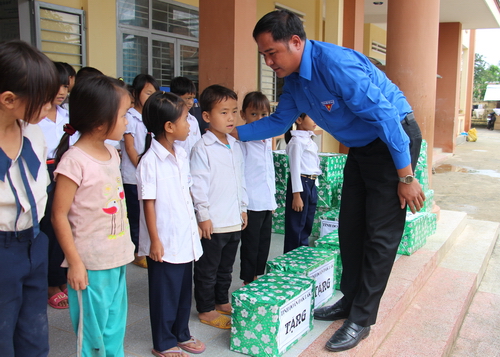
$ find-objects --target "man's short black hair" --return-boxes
[253,9,306,42]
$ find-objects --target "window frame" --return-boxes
[34,1,87,68]
[116,0,199,87]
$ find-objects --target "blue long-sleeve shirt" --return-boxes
[237,39,413,169]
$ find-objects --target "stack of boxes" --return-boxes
[230,273,315,356]
[231,140,438,356]
[266,246,336,308]
[271,151,346,240]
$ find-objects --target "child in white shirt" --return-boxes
[190,84,248,329]
[170,76,202,154]
[136,91,205,357]
[239,91,277,285]
[284,113,322,253]
[120,74,159,268]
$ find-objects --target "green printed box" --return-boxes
[406,189,434,213]
[266,246,336,308]
[231,273,314,357]
[314,231,342,290]
[272,207,285,234]
[398,212,437,255]
[318,153,347,183]
[414,140,429,192]
[274,151,345,209]
[311,208,340,238]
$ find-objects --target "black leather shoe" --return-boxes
[313,299,349,321]
[325,320,370,352]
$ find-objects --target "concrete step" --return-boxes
[373,219,500,357]
[299,210,468,357]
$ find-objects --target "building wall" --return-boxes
[363,23,386,63]
[257,0,322,40]
[47,0,117,76]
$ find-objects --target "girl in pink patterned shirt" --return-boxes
[52,75,135,357]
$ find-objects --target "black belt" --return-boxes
[401,112,415,125]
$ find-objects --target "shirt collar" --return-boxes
[56,105,68,121]
[128,107,142,121]
[150,138,186,161]
[291,129,315,138]
[298,39,313,81]
[202,130,237,147]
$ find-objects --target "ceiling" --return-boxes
[364,0,500,30]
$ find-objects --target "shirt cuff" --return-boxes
[390,149,412,170]
[196,209,210,222]
[237,124,251,142]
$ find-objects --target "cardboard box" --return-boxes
[266,246,336,308]
[231,273,315,357]
[313,231,342,290]
[398,212,437,255]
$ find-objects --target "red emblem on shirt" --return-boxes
[321,100,335,112]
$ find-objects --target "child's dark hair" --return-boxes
[242,91,271,113]
[285,113,306,144]
[170,76,197,96]
[199,84,237,113]
[55,75,129,165]
[253,9,306,43]
[61,62,77,78]
[75,66,103,83]
[0,40,59,122]
[141,91,186,158]
[53,62,70,86]
[132,74,160,109]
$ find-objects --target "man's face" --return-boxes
[256,32,303,78]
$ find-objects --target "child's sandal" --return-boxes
[177,336,206,354]
[152,347,189,357]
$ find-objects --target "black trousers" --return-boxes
[194,231,240,312]
[40,162,66,288]
[338,115,422,327]
[284,176,317,253]
[240,210,273,282]
[123,184,140,253]
[147,258,192,352]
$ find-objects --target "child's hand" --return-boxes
[292,192,304,212]
[241,212,248,230]
[199,220,213,239]
[67,261,88,291]
[149,241,164,262]
[198,226,203,240]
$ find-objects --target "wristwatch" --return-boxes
[399,175,414,184]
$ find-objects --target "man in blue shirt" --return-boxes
[234,10,426,352]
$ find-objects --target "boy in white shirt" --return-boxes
[190,84,248,329]
[170,76,202,154]
[284,114,322,253]
[239,92,277,285]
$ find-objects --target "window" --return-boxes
[371,41,386,55]
[34,2,86,70]
[117,0,199,88]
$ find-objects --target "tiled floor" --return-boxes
[47,233,342,357]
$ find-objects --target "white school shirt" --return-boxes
[240,138,277,211]
[190,131,248,233]
[38,106,78,158]
[175,112,202,155]
[120,108,147,184]
[286,130,322,193]
[0,123,48,231]
[136,139,203,263]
